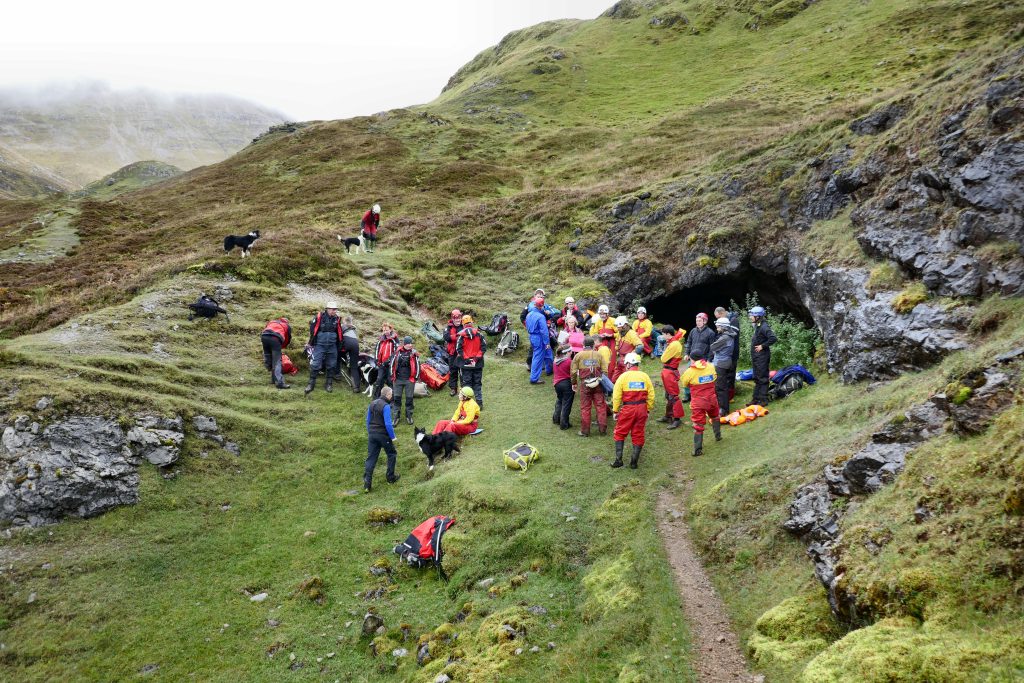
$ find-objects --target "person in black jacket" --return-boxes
[389,336,421,426]
[715,306,741,402]
[709,317,737,415]
[749,306,778,406]
[305,302,342,395]
[364,386,399,492]
[337,316,361,393]
[684,312,717,402]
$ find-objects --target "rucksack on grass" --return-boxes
[496,329,519,356]
[394,515,456,581]
[187,294,229,322]
[420,363,449,390]
[421,321,444,344]
[503,443,539,471]
[481,313,509,337]
[280,353,299,375]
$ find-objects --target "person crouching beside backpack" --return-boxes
[261,317,292,389]
[364,386,399,492]
[389,336,420,426]
[433,387,480,436]
[610,352,655,469]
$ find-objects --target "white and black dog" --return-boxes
[414,427,461,471]
[224,230,261,257]
[336,234,366,254]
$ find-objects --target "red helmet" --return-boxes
[451,308,462,319]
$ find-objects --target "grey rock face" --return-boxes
[1,413,185,527]
[782,482,832,536]
[193,415,218,433]
[849,102,907,136]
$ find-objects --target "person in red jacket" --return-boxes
[261,317,292,389]
[361,204,381,253]
[680,352,722,456]
[610,353,655,469]
[442,309,464,396]
[455,315,487,409]
[372,322,399,399]
[657,325,687,429]
[551,344,574,430]
[388,336,421,426]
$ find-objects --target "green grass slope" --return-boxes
[74,161,183,201]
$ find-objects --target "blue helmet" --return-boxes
[750,306,766,317]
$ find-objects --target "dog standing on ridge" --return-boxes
[224,230,261,257]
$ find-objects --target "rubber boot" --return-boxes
[325,375,334,393]
[363,476,372,493]
[656,403,672,423]
[599,425,607,436]
[304,375,316,395]
[666,418,682,430]
[712,420,722,442]
[692,432,704,457]
[611,440,624,468]
[629,444,642,469]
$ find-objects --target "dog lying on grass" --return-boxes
[414,427,461,471]
[223,230,260,257]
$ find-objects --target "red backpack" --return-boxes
[420,363,448,390]
[280,353,299,375]
[394,515,456,581]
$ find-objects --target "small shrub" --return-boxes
[892,282,928,314]
[866,262,904,295]
[697,255,722,268]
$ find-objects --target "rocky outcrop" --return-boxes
[0,413,185,527]
[782,359,1019,623]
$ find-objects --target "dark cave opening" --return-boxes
[643,269,815,331]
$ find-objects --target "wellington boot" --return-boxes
[666,419,682,430]
[712,421,722,442]
[304,376,316,395]
[629,444,642,469]
[655,415,671,424]
[692,433,704,457]
[599,426,607,436]
[325,376,334,393]
[611,440,625,468]
[276,383,291,390]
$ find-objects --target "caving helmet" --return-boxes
[636,307,647,317]
[615,315,629,327]
[750,306,766,318]
[460,386,475,399]
[624,352,641,367]
[372,204,381,214]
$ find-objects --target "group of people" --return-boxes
[523,290,778,463]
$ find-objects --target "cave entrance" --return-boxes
[643,269,815,331]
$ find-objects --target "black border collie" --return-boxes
[414,427,461,470]
[223,230,261,257]
[337,234,366,254]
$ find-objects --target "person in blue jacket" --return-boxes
[363,386,399,492]
[526,296,554,384]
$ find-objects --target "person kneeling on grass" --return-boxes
[433,386,481,436]
[364,386,400,492]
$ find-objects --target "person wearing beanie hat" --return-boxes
[373,322,400,399]
[433,386,481,436]
[388,335,421,425]
[364,385,399,492]
[455,315,487,408]
[305,301,342,395]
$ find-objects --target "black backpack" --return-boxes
[187,295,229,322]
[394,515,456,581]
[481,313,509,337]
[768,374,804,402]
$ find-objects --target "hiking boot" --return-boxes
[363,477,372,493]
[406,416,414,425]
[712,420,722,442]
[611,440,624,468]
[692,433,704,457]
[304,376,316,395]
[666,419,682,430]
[599,426,607,436]
[630,444,642,469]
[276,383,291,389]
[325,376,334,393]
[386,474,401,484]
[552,413,560,425]
[577,430,590,437]
[449,388,458,396]
[655,415,671,424]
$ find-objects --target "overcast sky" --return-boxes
[0,0,613,121]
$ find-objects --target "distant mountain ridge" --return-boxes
[0,82,286,190]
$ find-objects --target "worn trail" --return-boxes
[657,474,762,683]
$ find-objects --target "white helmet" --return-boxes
[715,316,731,328]
[598,304,609,315]
[372,204,381,214]
[615,315,629,327]
[565,296,575,304]
[624,352,641,366]
[637,306,647,316]
[325,300,339,309]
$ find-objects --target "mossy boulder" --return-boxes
[749,593,839,670]
[366,507,402,526]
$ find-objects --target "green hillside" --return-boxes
[1,1,1022,681]
[74,160,183,200]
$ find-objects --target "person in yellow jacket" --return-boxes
[610,352,655,469]
[589,304,619,352]
[657,325,687,428]
[612,316,643,382]
[632,307,654,355]
[680,352,722,456]
[432,386,480,436]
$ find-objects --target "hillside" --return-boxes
[74,160,182,200]
[1,1,1023,681]
[0,142,68,199]
[0,82,285,189]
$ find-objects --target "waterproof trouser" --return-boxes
[310,340,338,377]
[340,337,361,390]
[715,369,731,416]
[613,402,649,446]
[729,367,738,401]
[611,360,626,383]
[372,369,393,399]
[364,432,397,486]
[641,336,653,355]
[261,333,284,386]
[690,399,720,434]
[433,419,477,436]
[553,379,574,429]
[447,354,460,390]
[752,349,771,406]
[578,385,607,435]
[460,366,484,408]
[393,378,415,420]
[529,334,553,383]
[661,368,686,419]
